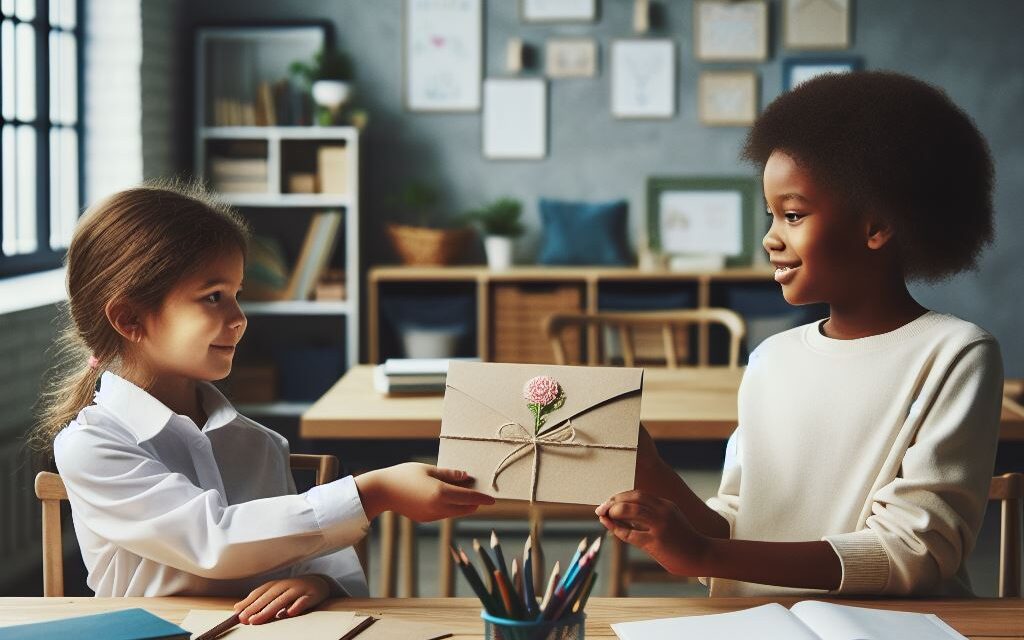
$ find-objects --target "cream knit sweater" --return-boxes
[706,311,1003,596]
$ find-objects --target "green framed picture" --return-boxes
[646,176,762,267]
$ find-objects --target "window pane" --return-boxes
[14,0,32,21]
[14,125,37,254]
[49,0,74,29]
[15,21,34,121]
[1,20,13,119]
[49,30,75,124]
[49,126,77,248]
[1,125,14,255]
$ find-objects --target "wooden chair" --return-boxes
[34,453,344,597]
[991,472,1023,597]
[546,308,747,595]
[545,308,747,369]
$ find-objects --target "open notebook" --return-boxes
[611,602,967,640]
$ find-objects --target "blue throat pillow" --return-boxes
[537,198,632,266]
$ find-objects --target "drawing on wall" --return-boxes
[545,38,597,78]
[521,0,597,23]
[610,39,675,119]
[694,0,768,62]
[784,0,851,50]
[404,0,482,112]
[698,71,758,126]
[483,78,548,160]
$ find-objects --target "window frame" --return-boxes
[0,0,84,278]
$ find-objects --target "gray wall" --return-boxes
[181,0,1024,375]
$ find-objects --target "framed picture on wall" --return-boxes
[694,0,768,62]
[647,176,761,267]
[610,39,676,119]
[545,38,598,78]
[483,78,548,160]
[403,0,482,112]
[698,71,758,126]
[783,56,861,91]
[521,0,597,23]
[783,0,851,50]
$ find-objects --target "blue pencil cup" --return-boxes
[481,611,585,640]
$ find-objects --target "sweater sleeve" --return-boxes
[823,339,1003,594]
[706,426,742,537]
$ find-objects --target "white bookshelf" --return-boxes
[194,29,361,413]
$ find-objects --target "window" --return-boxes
[1,0,82,277]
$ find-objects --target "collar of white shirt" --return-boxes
[95,371,239,444]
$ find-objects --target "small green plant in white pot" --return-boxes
[290,48,355,125]
[464,197,524,270]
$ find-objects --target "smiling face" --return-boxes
[761,150,878,306]
[136,248,247,382]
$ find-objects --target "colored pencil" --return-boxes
[522,536,537,617]
[453,547,502,616]
[538,561,560,613]
[511,557,522,600]
[339,615,377,640]
[491,530,510,578]
[473,538,498,594]
[559,538,588,589]
[572,571,598,614]
[493,569,525,620]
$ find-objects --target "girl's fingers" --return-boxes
[605,502,653,530]
[234,581,273,611]
[441,484,496,505]
[240,584,288,623]
[250,589,298,625]
[286,594,316,617]
[599,515,650,546]
[428,467,472,484]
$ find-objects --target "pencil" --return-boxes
[522,536,537,617]
[455,547,502,616]
[573,571,598,614]
[560,537,588,589]
[490,530,510,578]
[339,615,377,640]
[538,561,560,613]
[511,557,522,600]
[493,569,525,620]
[473,538,498,594]
[194,612,239,640]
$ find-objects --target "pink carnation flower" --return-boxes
[523,375,561,406]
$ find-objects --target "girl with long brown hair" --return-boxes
[35,182,493,623]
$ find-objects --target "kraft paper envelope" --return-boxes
[437,361,643,505]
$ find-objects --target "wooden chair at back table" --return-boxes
[991,472,1022,598]
[33,453,357,597]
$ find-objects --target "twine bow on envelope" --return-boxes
[439,418,636,503]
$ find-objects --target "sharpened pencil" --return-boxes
[453,547,502,616]
[490,530,510,577]
[523,535,537,617]
[493,568,524,620]
[538,561,560,613]
[573,571,598,614]
[511,557,522,600]
[473,538,498,594]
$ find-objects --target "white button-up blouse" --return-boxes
[53,371,370,597]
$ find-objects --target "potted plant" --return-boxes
[464,197,524,270]
[290,48,355,125]
[386,182,472,266]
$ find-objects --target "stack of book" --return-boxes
[208,156,268,194]
[373,358,472,394]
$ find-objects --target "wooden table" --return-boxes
[301,365,1024,442]
[2,597,1021,638]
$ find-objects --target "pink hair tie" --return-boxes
[87,355,100,370]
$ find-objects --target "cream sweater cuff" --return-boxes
[823,528,890,594]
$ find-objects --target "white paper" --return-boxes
[483,78,547,159]
[790,601,968,640]
[611,604,820,640]
[180,610,358,640]
[659,190,742,256]
[405,0,482,111]
[611,39,675,118]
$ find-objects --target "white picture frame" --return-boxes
[698,71,758,126]
[521,0,597,23]
[545,38,598,78]
[403,0,482,112]
[659,190,744,257]
[610,39,676,119]
[694,0,768,62]
[482,78,548,160]
[783,0,851,50]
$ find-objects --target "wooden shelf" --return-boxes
[240,300,350,316]
[220,193,353,208]
[200,126,360,140]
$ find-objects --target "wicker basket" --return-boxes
[387,223,472,266]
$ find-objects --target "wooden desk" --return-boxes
[301,365,1024,442]
[1,597,1020,638]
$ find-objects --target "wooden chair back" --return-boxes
[33,453,340,597]
[545,308,747,368]
[991,472,1023,597]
